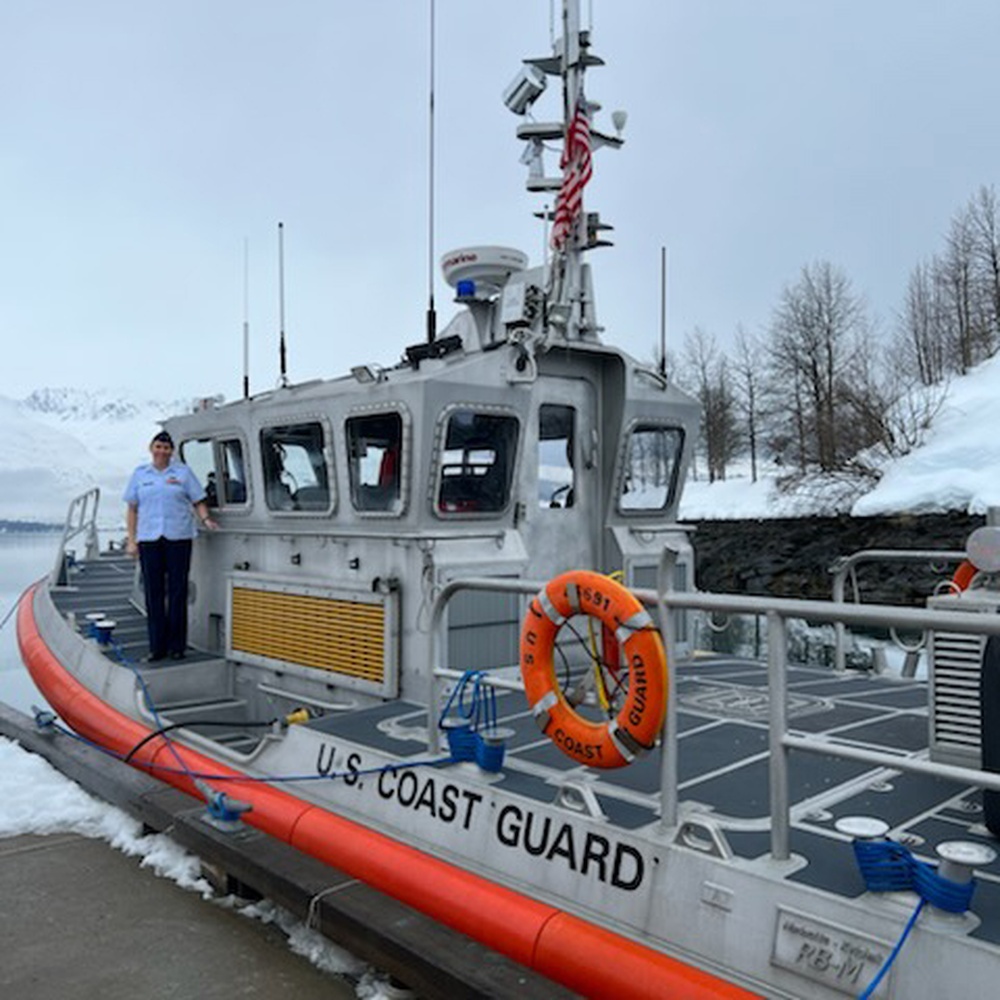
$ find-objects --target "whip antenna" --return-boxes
[426,0,437,343]
[659,245,667,378]
[242,237,250,399]
[278,221,288,386]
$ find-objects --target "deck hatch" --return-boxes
[228,575,398,696]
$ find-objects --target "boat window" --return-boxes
[437,409,519,514]
[260,422,331,512]
[219,439,248,505]
[179,438,217,506]
[346,412,403,513]
[538,404,575,509]
[618,425,684,512]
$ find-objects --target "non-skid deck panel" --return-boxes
[51,558,219,664]
[831,712,930,752]
[703,667,827,688]
[788,701,889,733]
[598,722,770,796]
[843,686,932,709]
[680,752,877,820]
[820,770,971,831]
[723,828,870,898]
[307,700,424,742]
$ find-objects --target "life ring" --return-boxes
[519,570,668,769]
[952,560,978,592]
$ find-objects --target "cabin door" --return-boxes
[533,379,600,574]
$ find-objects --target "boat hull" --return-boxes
[17,581,756,1000]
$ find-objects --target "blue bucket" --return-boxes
[441,718,477,762]
[475,731,506,772]
[85,612,105,638]
[94,619,116,645]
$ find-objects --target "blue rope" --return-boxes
[437,670,507,770]
[853,838,978,998]
[853,839,976,912]
[34,645,491,820]
[109,639,198,783]
[858,899,925,1000]
[36,712,453,784]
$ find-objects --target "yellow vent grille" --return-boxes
[231,586,385,684]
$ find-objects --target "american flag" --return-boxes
[550,100,592,250]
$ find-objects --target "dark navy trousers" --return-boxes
[138,537,192,658]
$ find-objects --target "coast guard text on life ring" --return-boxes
[519,570,668,768]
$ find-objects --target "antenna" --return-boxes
[242,237,250,399]
[426,0,437,344]
[278,221,288,387]
[659,246,667,378]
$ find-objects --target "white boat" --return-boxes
[18,4,1000,996]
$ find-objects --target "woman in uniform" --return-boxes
[124,431,217,661]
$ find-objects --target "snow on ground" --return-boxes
[854,354,1000,516]
[680,353,1000,521]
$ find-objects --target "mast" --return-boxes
[508,0,624,345]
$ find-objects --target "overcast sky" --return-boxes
[4,1,1000,402]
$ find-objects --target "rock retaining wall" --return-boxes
[688,513,985,606]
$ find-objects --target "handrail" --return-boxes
[50,488,101,586]
[650,585,1000,861]
[427,566,1000,869]
[427,576,545,754]
[829,547,967,671]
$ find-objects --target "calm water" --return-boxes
[0,532,61,714]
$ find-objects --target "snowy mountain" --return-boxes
[0,388,197,526]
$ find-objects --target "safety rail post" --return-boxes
[50,487,101,586]
[656,545,680,831]
[427,579,462,755]
[425,576,545,755]
[829,547,966,671]
[767,611,791,861]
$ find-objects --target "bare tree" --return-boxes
[679,328,739,483]
[967,184,1000,357]
[767,261,869,471]
[896,259,948,386]
[731,325,762,482]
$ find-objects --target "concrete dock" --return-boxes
[1,831,356,1000]
[0,701,576,999]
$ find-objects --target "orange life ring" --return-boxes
[519,570,668,769]
[953,560,978,592]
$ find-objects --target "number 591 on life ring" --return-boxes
[519,570,668,769]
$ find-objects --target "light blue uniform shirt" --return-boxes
[123,462,206,541]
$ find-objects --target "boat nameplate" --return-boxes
[771,906,891,997]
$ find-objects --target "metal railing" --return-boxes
[50,487,101,586]
[829,547,967,672]
[427,557,1000,865]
